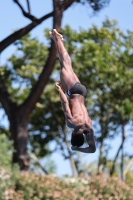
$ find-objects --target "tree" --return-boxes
[0,0,112,171]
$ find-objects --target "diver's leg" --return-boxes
[49,29,80,91]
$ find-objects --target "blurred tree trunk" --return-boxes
[97,103,108,175]
[58,128,78,176]
[110,126,126,177]
[120,123,126,181]
[97,138,104,174]
[123,156,133,178]
[11,114,30,170]
[65,139,78,176]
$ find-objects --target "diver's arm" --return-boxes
[55,82,72,120]
[71,131,96,153]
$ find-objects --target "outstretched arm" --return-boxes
[55,82,72,120]
[71,130,96,153]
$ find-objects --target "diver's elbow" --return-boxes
[91,146,96,153]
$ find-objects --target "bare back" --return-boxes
[67,94,92,128]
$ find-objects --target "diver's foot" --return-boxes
[49,29,63,42]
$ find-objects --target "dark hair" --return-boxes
[71,133,84,147]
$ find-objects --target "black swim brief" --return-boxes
[66,82,87,98]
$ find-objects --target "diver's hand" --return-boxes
[55,82,61,91]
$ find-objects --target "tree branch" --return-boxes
[0,12,53,53]
[1,0,77,53]
[29,153,48,174]
[13,0,38,21]
[26,0,30,13]
[110,132,126,176]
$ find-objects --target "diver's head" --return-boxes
[71,130,84,147]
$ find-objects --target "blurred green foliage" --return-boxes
[2,173,133,200]
[0,134,18,199]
